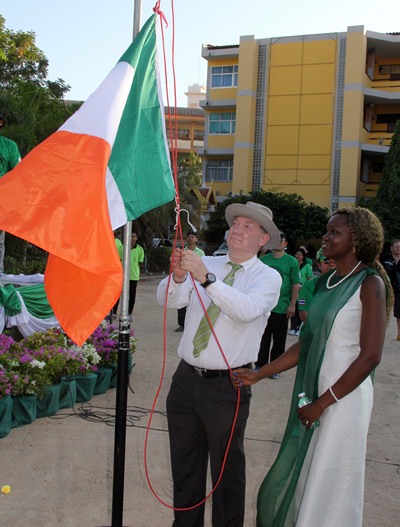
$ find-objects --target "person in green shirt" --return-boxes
[298,249,336,331]
[113,231,145,316]
[289,247,314,335]
[0,112,21,274]
[299,244,313,267]
[257,232,301,376]
[175,231,205,332]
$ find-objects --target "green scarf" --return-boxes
[257,268,374,527]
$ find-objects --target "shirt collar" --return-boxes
[223,254,258,270]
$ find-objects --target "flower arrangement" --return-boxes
[86,321,136,368]
[0,322,136,398]
[0,365,13,398]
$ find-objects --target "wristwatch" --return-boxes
[201,272,216,288]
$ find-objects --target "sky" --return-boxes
[1,0,400,107]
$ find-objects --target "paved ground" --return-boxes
[1,275,399,526]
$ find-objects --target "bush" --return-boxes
[4,234,47,274]
[147,246,172,274]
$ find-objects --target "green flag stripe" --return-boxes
[109,14,174,221]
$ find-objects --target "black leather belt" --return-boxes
[190,363,253,378]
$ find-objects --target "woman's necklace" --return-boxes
[326,261,362,290]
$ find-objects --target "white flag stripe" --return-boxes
[59,62,135,145]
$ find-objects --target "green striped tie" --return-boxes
[192,262,242,357]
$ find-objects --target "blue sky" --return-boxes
[1,0,400,107]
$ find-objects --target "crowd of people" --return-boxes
[157,201,395,527]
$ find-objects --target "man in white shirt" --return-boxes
[157,201,281,527]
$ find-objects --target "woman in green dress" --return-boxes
[231,207,393,527]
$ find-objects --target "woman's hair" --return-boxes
[295,247,307,268]
[332,207,394,320]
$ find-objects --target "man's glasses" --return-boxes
[322,258,335,264]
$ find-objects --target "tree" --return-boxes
[361,120,400,242]
[0,16,78,156]
[205,190,329,252]
[132,152,203,257]
[178,152,202,189]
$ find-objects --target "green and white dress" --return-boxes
[257,269,375,527]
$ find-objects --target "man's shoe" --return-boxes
[175,326,184,332]
[288,329,296,336]
[295,330,300,336]
[271,373,280,379]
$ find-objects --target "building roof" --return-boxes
[64,100,205,117]
[204,44,239,50]
[190,186,217,205]
[165,107,205,117]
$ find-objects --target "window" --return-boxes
[376,114,400,124]
[166,129,190,139]
[205,159,233,182]
[209,112,236,134]
[211,65,238,88]
[378,64,400,75]
[178,129,190,140]
[193,129,204,140]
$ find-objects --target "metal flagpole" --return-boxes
[108,2,142,526]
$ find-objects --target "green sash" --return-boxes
[257,268,374,527]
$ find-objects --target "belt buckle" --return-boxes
[192,366,206,377]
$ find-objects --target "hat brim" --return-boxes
[225,203,281,249]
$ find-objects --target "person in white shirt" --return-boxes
[157,201,281,527]
[175,230,205,332]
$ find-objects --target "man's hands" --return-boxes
[171,249,208,284]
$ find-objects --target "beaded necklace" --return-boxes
[326,261,362,290]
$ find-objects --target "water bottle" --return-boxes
[298,392,320,429]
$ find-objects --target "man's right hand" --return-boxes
[171,248,187,283]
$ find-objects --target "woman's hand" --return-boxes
[297,399,324,430]
[230,367,261,388]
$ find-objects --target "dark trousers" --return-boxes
[113,279,138,315]
[167,360,251,527]
[177,307,187,328]
[290,302,301,331]
[257,312,289,367]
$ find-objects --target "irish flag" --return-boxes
[0,14,175,345]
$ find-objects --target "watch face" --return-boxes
[206,273,216,283]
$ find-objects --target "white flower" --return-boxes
[70,343,101,366]
[30,359,46,369]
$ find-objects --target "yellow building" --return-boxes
[164,106,204,155]
[200,27,400,210]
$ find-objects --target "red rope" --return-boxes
[144,0,241,513]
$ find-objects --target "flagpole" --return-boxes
[109,3,141,526]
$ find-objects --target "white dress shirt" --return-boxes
[157,255,281,369]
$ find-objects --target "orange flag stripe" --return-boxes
[0,130,122,344]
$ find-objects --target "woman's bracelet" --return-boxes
[329,386,340,402]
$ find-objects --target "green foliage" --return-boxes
[178,152,202,188]
[360,120,400,242]
[205,190,329,249]
[147,246,172,274]
[0,16,47,90]
[4,234,47,274]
